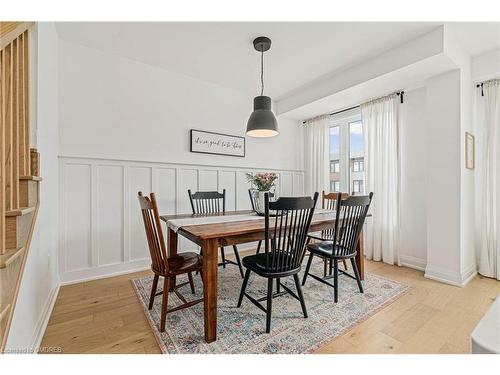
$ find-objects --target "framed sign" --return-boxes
[465,132,475,170]
[190,129,245,157]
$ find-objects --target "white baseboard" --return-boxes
[399,255,426,271]
[60,245,261,286]
[425,263,477,287]
[30,283,60,352]
[460,263,478,287]
[60,261,151,286]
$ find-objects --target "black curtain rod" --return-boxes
[476,78,500,96]
[302,90,404,125]
[302,105,359,124]
[476,82,484,96]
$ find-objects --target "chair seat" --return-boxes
[242,253,300,276]
[167,252,202,275]
[307,241,355,259]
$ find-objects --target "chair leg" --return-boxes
[343,259,348,270]
[237,269,251,307]
[302,252,314,285]
[160,276,170,332]
[266,278,273,333]
[293,274,308,318]
[148,274,159,310]
[256,240,262,254]
[333,259,339,303]
[350,258,364,293]
[276,278,281,293]
[196,249,203,275]
[188,272,195,294]
[232,245,244,278]
[220,247,226,268]
[323,257,328,277]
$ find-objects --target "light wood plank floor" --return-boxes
[41,259,500,354]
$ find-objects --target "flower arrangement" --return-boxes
[246,172,278,191]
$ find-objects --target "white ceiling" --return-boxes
[447,22,500,56]
[55,22,500,100]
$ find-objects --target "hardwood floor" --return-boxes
[41,258,500,354]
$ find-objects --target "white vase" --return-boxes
[255,190,275,214]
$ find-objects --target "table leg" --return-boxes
[202,238,218,343]
[356,228,365,280]
[168,228,178,291]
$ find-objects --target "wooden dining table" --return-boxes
[160,210,365,343]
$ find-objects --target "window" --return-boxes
[330,160,340,173]
[328,112,365,195]
[349,121,365,194]
[352,180,363,193]
[330,180,340,192]
[353,159,364,172]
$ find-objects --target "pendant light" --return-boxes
[246,36,279,138]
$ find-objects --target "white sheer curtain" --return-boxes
[304,115,330,196]
[475,79,500,280]
[361,94,400,265]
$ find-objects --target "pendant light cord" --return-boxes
[260,48,264,96]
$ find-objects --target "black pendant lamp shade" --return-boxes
[246,95,278,138]
[246,37,279,138]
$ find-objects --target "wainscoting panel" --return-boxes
[235,171,252,210]
[294,174,304,197]
[96,165,124,266]
[156,168,176,215]
[219,170,237,211]
[63,163,92,272]
[280,173,293,196]
[128,167,152,262]
[178,168,198,214]
[198,169,218,192]
[59,157,305,283]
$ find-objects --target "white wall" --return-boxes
[57,39,305,284]
[399,87,428,270]
[457,51,477,285]
[472,48,500,82]
[396,67,472,286]
[6,23,60,350]
[424,70,463,285]
[58,40,303,171]
[398,34,478,285]
[392,71,475,285]
[443,30,477,284]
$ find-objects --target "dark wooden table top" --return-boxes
[160,210,338,240]
[161,210,254,221]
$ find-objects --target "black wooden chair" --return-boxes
[248,188,275,254]
[237,192,319,333]
[302,192,373,303]
[306,191,349,275]
[188,189,244,277]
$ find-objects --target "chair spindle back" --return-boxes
[188,189,226,214]
[331,192,373,257]
[137,192,168,274]
[321,191,349,238]
[264,192,319,272]
[322,190,348,210]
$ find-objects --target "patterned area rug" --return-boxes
[132,258,408,354]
